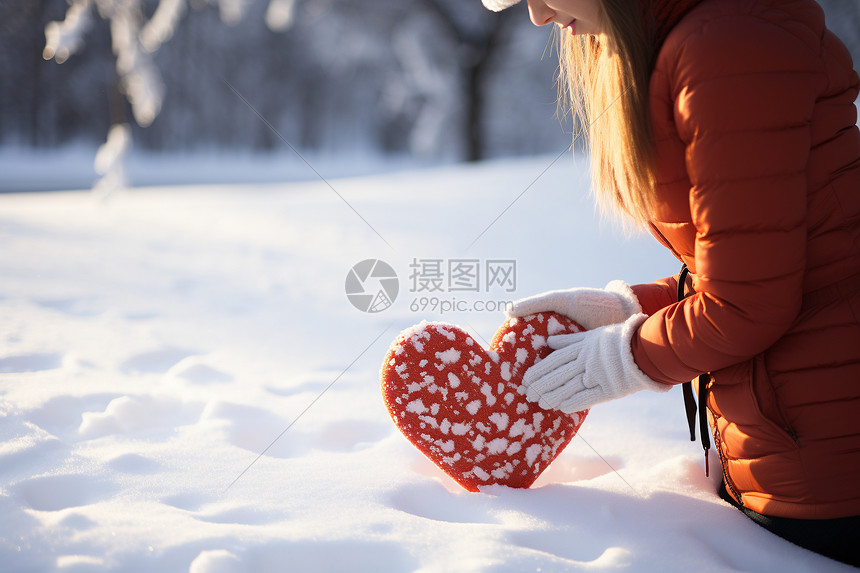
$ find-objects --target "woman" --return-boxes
[483,0,860,565]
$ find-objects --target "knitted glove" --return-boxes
[521,314,670,413]
[506,280,641,331]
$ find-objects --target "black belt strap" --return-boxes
[677,263,712,476]
[697,373,711,476]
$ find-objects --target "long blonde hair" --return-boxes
[559,0,658,225]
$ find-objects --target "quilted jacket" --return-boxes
[628,0,860,519]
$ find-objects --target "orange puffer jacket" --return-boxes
[628,0,860,519]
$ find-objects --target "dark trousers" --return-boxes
[718,482,860,567]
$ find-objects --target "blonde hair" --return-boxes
[558,0,658,226]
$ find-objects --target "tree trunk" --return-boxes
[30,0,50,146]
[414,0,513,162]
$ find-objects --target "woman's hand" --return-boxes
[521,314,670,413]
[506,280,641,330]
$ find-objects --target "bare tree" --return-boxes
[414,0,514,161]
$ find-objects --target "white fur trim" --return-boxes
[481,0,521,11]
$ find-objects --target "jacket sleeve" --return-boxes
[631,13,821,385]
[631,275,680,316]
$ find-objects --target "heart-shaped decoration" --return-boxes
[381,312,588,492]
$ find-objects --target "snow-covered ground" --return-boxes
[0,145,436,193]
[0,155,854,572]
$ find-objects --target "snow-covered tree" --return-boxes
[41,0,296,195]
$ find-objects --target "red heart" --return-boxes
[381,312,588,492]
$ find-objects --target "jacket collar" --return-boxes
[645,0,706,48]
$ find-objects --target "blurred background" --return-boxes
[1,0,858,192]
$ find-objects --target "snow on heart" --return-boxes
[380,312,588,492]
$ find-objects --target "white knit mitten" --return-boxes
[506,280,641,331]
[521,314,670,413]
